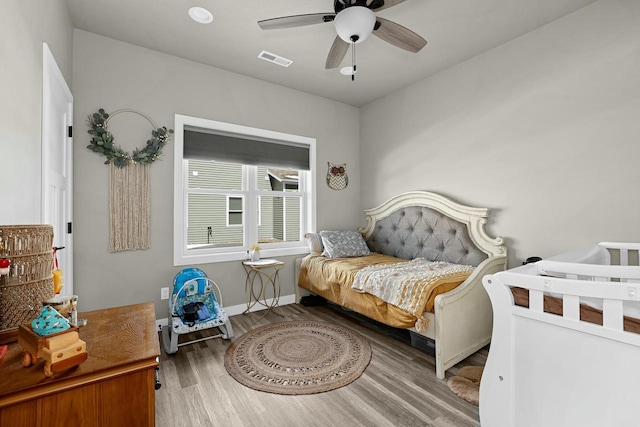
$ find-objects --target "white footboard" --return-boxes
[432,255,506,379]
[480,251,640,427]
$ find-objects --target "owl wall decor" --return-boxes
[326,162,348,190]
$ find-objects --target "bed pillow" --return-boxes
[304,233,324,254]
[319,230,371,258]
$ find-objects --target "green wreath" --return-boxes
[86,108,174,167]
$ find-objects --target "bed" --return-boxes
[480,242,640,427]
[294,191,507,379]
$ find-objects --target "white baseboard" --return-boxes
[155,294,296,332]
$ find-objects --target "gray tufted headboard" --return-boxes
[366,206,487,266]
[361,191,505,267]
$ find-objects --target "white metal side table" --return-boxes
[242,259,284,316]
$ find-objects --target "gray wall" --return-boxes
[72,31,361,318]
[360,0,640,267]
[6,0,638,321]
[1,0,73,223]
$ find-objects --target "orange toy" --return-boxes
[52,248,63,294]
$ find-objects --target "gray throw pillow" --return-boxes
[319,230,371,258]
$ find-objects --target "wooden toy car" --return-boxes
[18,323,88,377]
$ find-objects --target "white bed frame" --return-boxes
[296,191,507,379]
[480,242,640,427]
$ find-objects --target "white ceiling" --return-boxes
[66,0,597,107]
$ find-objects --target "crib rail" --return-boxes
[493,271,640,337]
[533,241,640,282]
[536,260,640,282]
[598,241,640,267]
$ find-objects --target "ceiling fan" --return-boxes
[258,0,427,77]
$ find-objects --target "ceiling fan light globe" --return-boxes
[334,6,376,44]
[340,66,356,75]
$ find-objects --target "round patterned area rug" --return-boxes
[224,321,372,395]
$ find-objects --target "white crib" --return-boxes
[480,242,640,427]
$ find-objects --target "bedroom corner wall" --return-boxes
[359,0,640,266]
[0,0,73,224]
[72,30,360,318]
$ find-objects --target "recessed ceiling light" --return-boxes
[188,7,213,24]
[340,66,356,76]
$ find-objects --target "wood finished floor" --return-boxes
[155,304,486,427]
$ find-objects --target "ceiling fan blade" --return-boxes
[373,17,427,53]
[325,36,350,69]
[366,0,406,12]
[258,13,335,30]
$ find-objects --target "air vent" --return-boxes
[258,50,293,67]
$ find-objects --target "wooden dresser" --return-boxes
[0,302,160,427]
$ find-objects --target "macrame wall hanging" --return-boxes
[86,108,174,252]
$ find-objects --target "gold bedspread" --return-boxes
[298,254,472,330]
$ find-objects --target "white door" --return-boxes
[42,43,74,295]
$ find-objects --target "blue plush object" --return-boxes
[31,306,71,336]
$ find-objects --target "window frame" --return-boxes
[226,195,243,227]
[174,114,316,266]
[257,195,262,227]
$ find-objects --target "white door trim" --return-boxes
[42,43,74,295]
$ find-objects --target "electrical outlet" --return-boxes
[160,287,170,300]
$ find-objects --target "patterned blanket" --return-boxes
[351,259,474,331]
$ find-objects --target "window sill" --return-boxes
[174,245,310,266]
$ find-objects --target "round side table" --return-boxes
[242,259,284,316]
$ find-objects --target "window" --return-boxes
[174,115,316,265]
[227,196,243,227]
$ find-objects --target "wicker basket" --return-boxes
[0,277,54,331]
[1,225,53,256]
[0,225,54,335]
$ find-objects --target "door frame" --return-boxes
[42,42,74,295]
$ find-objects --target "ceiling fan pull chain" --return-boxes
[351,41,356,81]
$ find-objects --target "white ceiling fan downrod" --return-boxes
[351,35,358,81]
